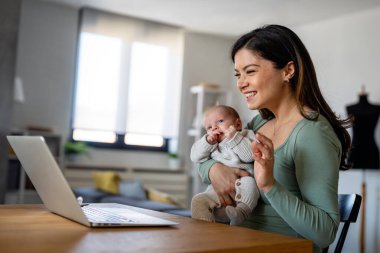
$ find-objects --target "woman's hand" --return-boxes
[209,163,250,206]
[252,132,275,193]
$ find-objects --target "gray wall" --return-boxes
[12,0,78,140]
[179,32,235,169]
[12,0,235,170]
[0,0,21,203]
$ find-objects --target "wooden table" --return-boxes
[0,205,312,253]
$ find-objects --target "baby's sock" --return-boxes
[191,195,217,222]
[225,203,251,226]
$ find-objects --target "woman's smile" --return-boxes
[234,48,288,111]
[244,91,257,101]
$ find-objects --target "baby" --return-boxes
[190,105,259,225]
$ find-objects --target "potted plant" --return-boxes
[64,141,89,162]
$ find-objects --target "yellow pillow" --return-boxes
[92,171,120,194]
[147,188,179,206]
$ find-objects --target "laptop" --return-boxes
[7,135,178,227]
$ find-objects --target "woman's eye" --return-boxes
[234,73,240,78]
[247,70,256,74]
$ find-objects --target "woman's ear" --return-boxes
[284,61,295,82]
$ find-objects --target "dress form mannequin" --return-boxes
[346,87,380,169]
[346,86,380,253]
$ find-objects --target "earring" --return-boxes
[285,74,294,83]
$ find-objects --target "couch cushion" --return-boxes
[119,180,147,200]
[92,171,120,194]
[73,187,112,203]
[165,209,192,217]
[146,188,178,205]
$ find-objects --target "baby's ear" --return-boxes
[235,118,242,130]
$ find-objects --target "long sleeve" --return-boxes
[197,130,255,175]
[224,130,255,163]
[263,118,340,248]
[197,159,216,184]
[190,135,217,163]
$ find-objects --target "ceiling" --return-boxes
[39,0,380,36]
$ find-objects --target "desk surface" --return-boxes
[0,205,312,253]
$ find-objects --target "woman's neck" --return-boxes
[275,104,297,122]
[271,96,299,123]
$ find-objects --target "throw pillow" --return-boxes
[119,180,147,200]
[92,171,120,194]
[146,188,179,206]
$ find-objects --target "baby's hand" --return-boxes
[225,125,237,140]
[206,133,218,145]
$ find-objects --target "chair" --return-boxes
[323,194,362,253]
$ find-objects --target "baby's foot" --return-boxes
[225,205,245,226]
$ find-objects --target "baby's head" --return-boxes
[203,105,242,142]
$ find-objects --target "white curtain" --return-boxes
[77,8,184,139]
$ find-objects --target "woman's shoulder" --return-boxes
[246,113,268,131]
[297,113,331,132]
[293,113,340,148]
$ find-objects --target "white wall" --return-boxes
[295,7,380,114]
[294,8,380,253]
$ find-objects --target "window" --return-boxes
[71,8,183,151]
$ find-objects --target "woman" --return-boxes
[197,25,352,252]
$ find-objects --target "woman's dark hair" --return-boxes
[231,24,352,170]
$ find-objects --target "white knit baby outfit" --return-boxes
[190,130,260,225]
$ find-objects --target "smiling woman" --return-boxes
[197,24,353,253]
[71,8,184,151]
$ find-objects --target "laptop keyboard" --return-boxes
[82,206,136,223]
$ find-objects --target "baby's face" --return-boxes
[204,109,238,142]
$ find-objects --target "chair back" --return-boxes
[323,193,362,253]
[339,194,361,223]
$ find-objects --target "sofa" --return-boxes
[72,173,191,217]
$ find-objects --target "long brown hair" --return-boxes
[231,24,352,170]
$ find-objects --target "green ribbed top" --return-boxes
[198,113,341,252]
